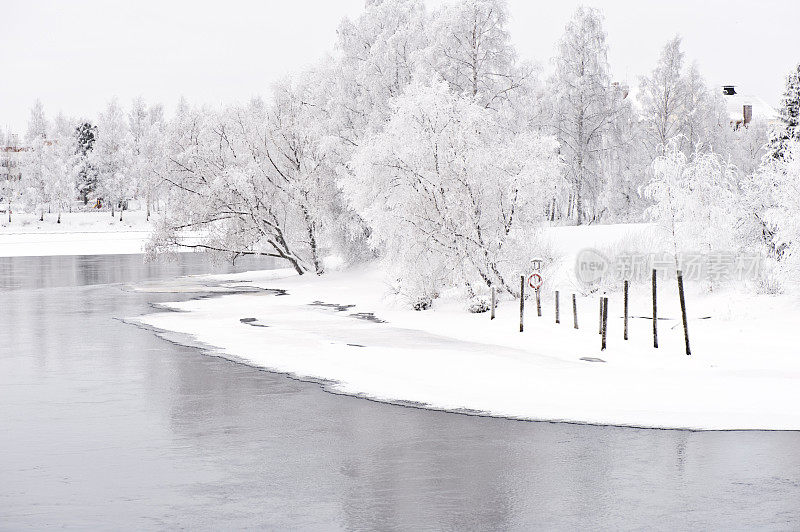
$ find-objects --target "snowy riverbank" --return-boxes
[132,242,800,431]
[0,211,153,257]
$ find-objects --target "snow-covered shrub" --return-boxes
[466,297,490,314]
[751,258,783,295]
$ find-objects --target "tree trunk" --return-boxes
[288,257,306,276]
[302,206,323,275]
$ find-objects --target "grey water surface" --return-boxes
[1,254,799,530]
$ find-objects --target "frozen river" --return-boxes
[1,254,799,529]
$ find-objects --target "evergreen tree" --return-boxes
[770,63,800,161]
[75,122,98,205]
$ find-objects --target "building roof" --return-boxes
[722,87,779,123]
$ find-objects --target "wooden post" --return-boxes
[600,297,608,351]
[677,270,691,356]
[623,280,629,341]
[652,269,658,349]
[599,297,604,334]
[536,288,541,317]
[555,291,560,324]
[519,275,524,333]
[572,294,578,329]
[601,297,608,351]
[490,286,496,321]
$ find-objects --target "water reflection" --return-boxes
[1,254,799,529]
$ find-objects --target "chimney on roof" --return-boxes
[723,85,737,96]
[743,104,753,125]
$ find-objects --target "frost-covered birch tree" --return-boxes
[151,82,348,275]
[347,81,561,306]
[639,36,687,156]
[129,98,166,220]
[639,38,730,159]
[548,7,621,224]
[427,0,532,110]
[645,141,740,285]
[92,99,132,220]
[21,100,53,221]
[332,0,428,147]
[48,113,79,223]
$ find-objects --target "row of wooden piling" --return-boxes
[492,270,691,355]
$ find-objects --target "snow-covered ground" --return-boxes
[133,224,800,431]
[0,211,153,257]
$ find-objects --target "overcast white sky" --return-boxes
[1,0,798,134]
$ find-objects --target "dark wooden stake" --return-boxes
[519,275,524,333]
[677,270,691,356]
[623,280,629,341]
[536,288,541,317]
[652,269,658,349]
[555,291,560,324]
[601,296,608,351]
[572,293,578,329]
[490,286,496,320]
[599,297,604,334]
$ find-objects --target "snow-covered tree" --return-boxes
[75,122,98,205]
[645,141,740,288]
[129,98,166,220]
[427,0,532,110]
[681,62,729,153]
[759,140,800,283]
[347,80,562,305]
[769,63,800,161]
[48,113,79,222]
[151,85,349,274]
[600,90,649,221]
[21,100,54,221]
[1,130,22,223]
[548,7,622,224]
[639,38,731,161]
[332,0,429,146]
[91,99,132,220]
[639,36,687,155]
[730,118,772,178]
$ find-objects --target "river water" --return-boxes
[1,254,799,530]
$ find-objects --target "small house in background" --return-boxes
[0,145,26,182]
[722,85,779,129]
